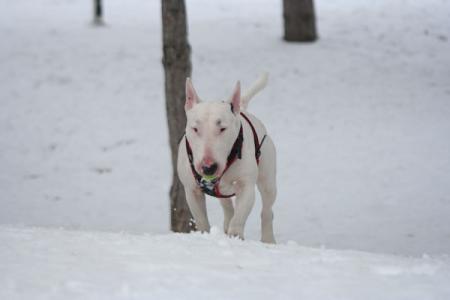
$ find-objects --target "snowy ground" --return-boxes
[1,0,450,259]
[1,226,450,300]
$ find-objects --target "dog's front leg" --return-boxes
[219,198,234,234]
[227,182,255,239]
[185,188,210,232]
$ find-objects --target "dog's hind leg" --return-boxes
[257,136,277,244]
[185,188,210,232]
[219,198,234,234]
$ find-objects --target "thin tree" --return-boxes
[161,0,196,232]
[283,0,317,41]
[93,0,104,25]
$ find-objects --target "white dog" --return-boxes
[177,74,277,243]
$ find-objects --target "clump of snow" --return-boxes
[1,226,449,300]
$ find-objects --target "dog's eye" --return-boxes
[220,128,227,133]
[192,127,198,133]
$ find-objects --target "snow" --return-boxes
[1,226,449,300]
[1,0,450,295]
[1,0,450,272]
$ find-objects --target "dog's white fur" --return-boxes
[177,73,277,243]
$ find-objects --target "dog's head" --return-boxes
[184,78,241,178]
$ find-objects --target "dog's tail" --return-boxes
[241,72,269,110]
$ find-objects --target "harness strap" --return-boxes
[240,112,266,164]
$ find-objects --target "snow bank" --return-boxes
[1,226,449,300]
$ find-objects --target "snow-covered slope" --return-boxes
[0,0,449,256]
[1,226,449,300]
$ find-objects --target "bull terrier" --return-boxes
[177,73,277,243]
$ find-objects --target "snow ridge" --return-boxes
[1,226,449,300]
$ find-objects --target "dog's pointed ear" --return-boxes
[185,78,199,111]
[230,81,241,115]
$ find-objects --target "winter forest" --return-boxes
[1,0,450,299]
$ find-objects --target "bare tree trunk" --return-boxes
[161,0,196,233]
[93,0,104,25]
[283,0,317,42]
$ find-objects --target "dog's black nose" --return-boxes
[202,163,218,176]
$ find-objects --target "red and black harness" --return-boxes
[184,111,266,198]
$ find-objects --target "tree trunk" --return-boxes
[93,0,103,25]
[283,0,317,42]
[161,0,196,233]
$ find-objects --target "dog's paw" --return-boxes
[227,227,244,240]
[261,236,276,244]
[196,223,210,233]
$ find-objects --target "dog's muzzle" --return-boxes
[201,163,218,176]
